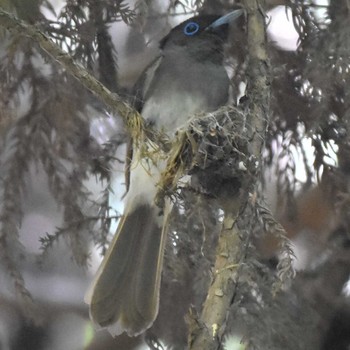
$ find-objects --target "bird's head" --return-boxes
[159,9,244,57]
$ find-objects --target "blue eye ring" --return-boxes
[183,22,200,36]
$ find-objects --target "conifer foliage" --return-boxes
[0,1,349,349]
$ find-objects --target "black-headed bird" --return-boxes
[86,9,244,337]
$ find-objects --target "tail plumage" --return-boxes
[86,161,168,336]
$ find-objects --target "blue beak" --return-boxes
[206,9,244,30]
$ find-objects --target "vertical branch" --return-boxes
[188,1,270,349]
[187,212,242,350]
[89,1,119,92]
[243,0,270,157]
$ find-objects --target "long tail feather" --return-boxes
[86,201,167,336]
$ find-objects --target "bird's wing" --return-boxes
[132,55,163,113]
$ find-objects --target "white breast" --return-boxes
[141,92,207,133]
[140,49,230,135]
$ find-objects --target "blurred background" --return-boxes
[1,0,350,349]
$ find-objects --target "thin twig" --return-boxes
[0,9,142,136]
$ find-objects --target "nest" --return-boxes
[156,106,250,210]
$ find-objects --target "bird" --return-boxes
[85,9,244,337]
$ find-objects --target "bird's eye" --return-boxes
[183,22,200,36]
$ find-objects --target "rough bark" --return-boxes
[188,1,270,349]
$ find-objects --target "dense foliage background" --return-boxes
[0,0,349,349]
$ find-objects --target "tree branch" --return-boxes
[188,1,270,349]
[0,7,270,347]
[0,8,142,135]
[244,1,270,157]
